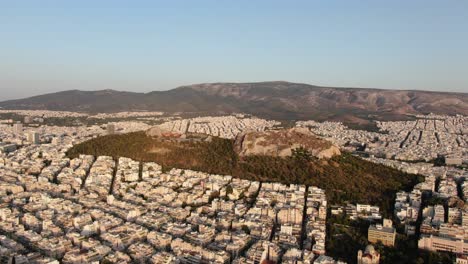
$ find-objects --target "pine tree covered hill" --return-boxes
[67,131,423,216]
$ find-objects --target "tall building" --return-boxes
[357,245,380,264]
[368,218,396,247]
[13,123,23,135]
[433,204,446,224]
[26,132,40,144]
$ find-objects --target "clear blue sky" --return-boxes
[1,0,467,100]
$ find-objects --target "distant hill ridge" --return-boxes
[1,81,467,121]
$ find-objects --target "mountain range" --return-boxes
[1,81,467,124]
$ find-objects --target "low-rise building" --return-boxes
[418,235,468,254]
[368,219,396,247]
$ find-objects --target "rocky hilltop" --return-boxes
[146,126,183,138]
[234,127,341,159]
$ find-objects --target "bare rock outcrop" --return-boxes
[234,127,341,159]
[146,126,184,138]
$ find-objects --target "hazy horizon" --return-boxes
[2,80,468,102]
[1,0,467,101]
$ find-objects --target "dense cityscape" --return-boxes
[2,1,468,263]
[0,110,466,263]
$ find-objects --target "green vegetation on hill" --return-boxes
[66,131,423,216]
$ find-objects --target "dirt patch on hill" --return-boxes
[234,127,341,159]
[147,147,171,154]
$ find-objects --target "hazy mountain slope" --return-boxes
[0,82,466,121]
[0,89,146,112]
